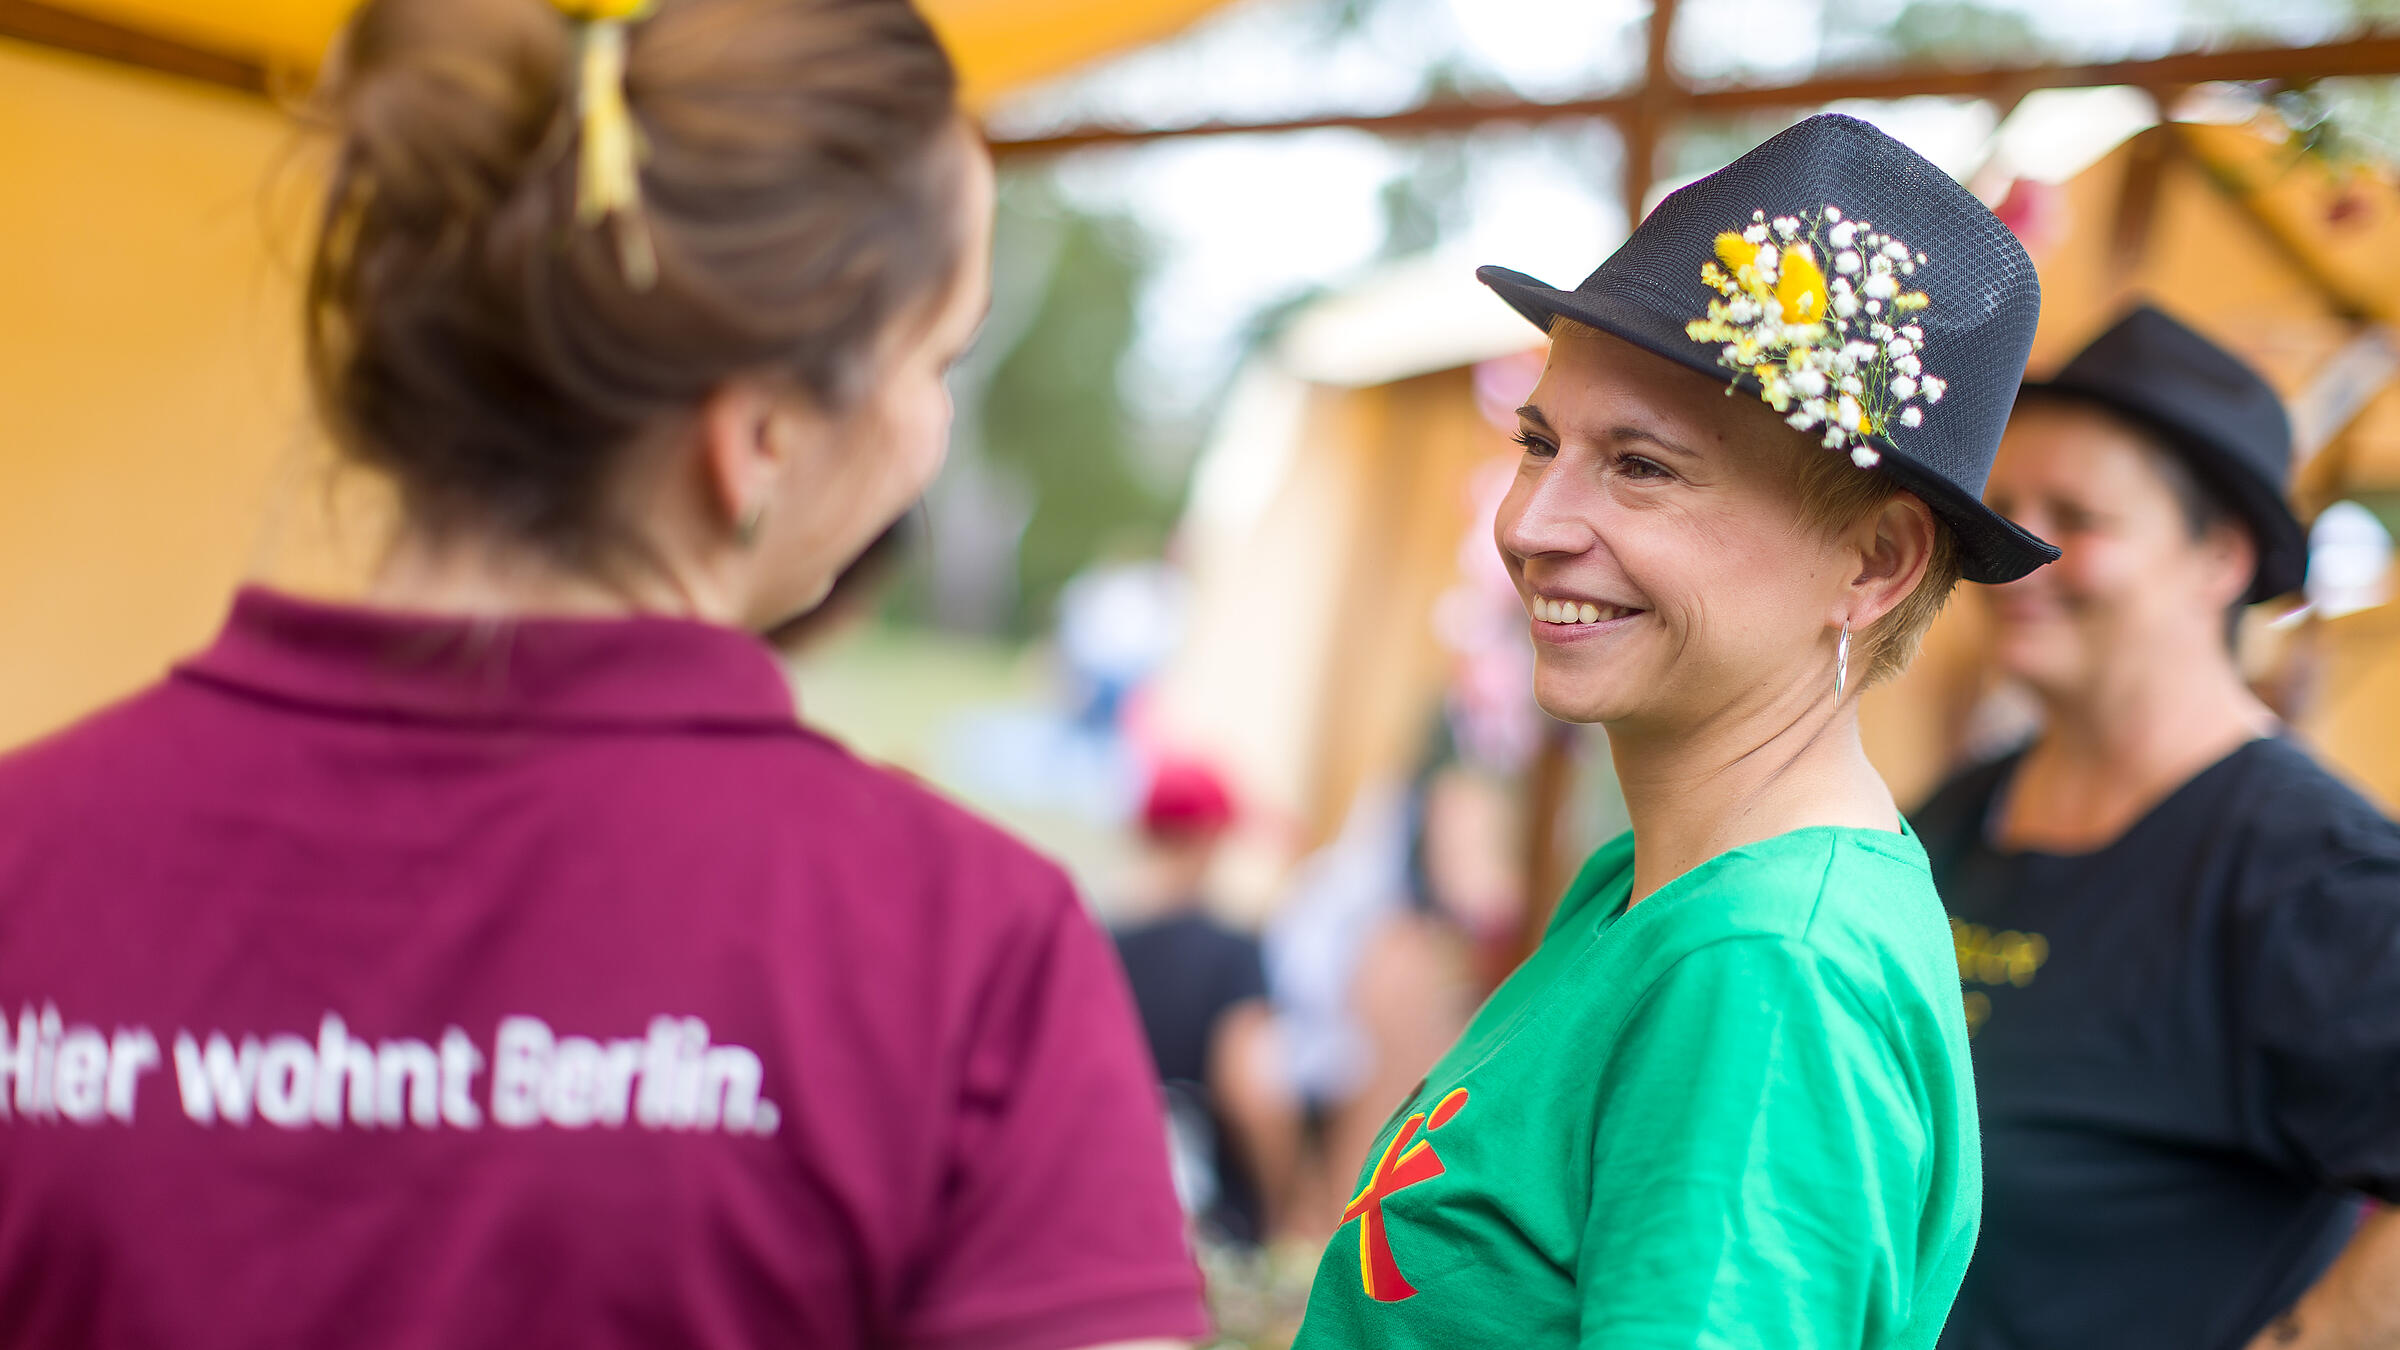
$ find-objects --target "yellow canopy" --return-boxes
[0,0,1236,750]
[20,0,1239,105]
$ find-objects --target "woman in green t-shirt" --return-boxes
[1292,114,2056,1349]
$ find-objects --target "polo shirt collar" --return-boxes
[178,587,799,731]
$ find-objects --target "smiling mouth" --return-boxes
[1531,597,1642,626]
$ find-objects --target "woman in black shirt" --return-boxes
[1917,306,2400,1350]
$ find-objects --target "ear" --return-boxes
[1841,492,1938,631]
[693,378,802,535]
[2194,518,2258,611]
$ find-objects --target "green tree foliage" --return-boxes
[971,175,1178,634]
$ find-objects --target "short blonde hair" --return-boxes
[1788,445,1963,689]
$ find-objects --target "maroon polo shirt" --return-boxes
[0,587,1207,1350]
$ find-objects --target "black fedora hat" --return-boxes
[1478,113,2058,584]
[2022,304,2307,602]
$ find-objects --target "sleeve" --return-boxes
[2243,850,2400,1202]
[1580,937,1941,1350]
[898,876,1211,1350]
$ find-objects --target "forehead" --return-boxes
[1994,398,2166,485]
[1531,324,1806,464]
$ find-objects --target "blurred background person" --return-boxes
[1918,305,2400,1350]
[1113,757,1299,1251]
[1263,731,1519,1241]
[0,0,1208,1345]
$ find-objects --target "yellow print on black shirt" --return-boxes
[1951,920,2049,1035]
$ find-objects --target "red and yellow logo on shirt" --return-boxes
[1341,1087,1468,1302]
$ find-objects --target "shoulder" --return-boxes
[758,729,1083,923]
[2219,737,2400,864]
[1637,829,1959,1036]
[0,679,203,825]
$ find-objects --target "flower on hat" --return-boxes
[1685,205,1942,469]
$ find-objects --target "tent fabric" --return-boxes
[17,0,1244,106]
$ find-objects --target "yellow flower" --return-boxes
[1714,232,1759,274]
[552,0,654,22]
[1776,246,1827,325]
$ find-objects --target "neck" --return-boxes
[368,528,738,624]
[1609,678,1897,906]
[2008,638,2274,850]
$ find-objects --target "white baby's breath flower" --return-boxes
[1793,369,1829,397]
[1833,292,1860,318]
[1834,251,1861,275]
[1774,215,1800,238]
[1900,325,1924,341]
[1824,205,1843,222]
[1851,446,1881,468]
[1866,300,1883,315]
[1863,274,1898,300]
[1883,241,1910,260]
[1788,410,1816,430]
[1887,337,1913,357]
[1829,220,1858,248]
[1839,374,1864,395]
[1824,427,1846,449]
[1803,397,1830,421]
[1892,374,1918,399]
[1900,406,1925,428]
[1744,223,1770,243]
[1728,297,1760,322]
[1896,353,1922,376]
[1921,375,1947,403]
[1842,340,1878,364]
[1836,394,1863,430]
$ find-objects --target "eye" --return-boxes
[1616,453,1672,480]
[1512,429,1557,460]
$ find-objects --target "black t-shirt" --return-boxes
[1915,737,2400,1350]
[1114,910,1271,1241]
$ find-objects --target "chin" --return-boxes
[1531,663,1633,726]
[1991,636,2077,696]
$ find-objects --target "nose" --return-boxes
[1496,460,1599,565]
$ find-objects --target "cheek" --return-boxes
[870,372,955,500]
[2050,534,2151,608]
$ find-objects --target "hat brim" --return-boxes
[1477,265,2060,586]
[2018,379,2309,603]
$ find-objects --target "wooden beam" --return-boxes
[0,0,274,96]
[990,34,2400,158]
[1621,0,1682,228]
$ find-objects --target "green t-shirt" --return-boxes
[1293,824,1980,1350]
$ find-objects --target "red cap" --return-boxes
[1140,759,1236,838]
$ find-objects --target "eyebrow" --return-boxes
[1515,405,1701,460]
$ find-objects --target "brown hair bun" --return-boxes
[305,0,968,560]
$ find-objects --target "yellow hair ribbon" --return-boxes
[553,0,658,289]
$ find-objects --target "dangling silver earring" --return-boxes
[1835,623,1851,702]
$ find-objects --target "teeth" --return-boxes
[1534,597,1632,625]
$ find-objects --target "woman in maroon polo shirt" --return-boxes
[0,1,1206,1347]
